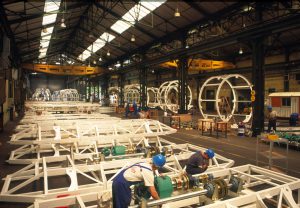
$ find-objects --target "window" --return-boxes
[282,97,291,106]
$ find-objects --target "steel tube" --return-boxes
[130,190,207,207]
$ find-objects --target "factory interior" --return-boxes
[0,1,300,208]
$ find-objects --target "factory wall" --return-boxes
[29,73,67,94]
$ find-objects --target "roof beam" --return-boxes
[183,1,210,17]
[7,2,87,25]
[132,0,179,30]
[93,1,159,40]
[104,2,249,66]
[0,2,20,61]
[62,2,92,57]
[15,26,76,44]
[124,13,300,69]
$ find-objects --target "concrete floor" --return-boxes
[0,116,299,207]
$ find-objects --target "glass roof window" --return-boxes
[78,32,116,61]
[111,20,131,34]
[42,14,58,26]
[38,0,61,60]
[78,1,165,62]
[44,1,61,13]
[111,0,165,34]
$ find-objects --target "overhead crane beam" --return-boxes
[21,63,105,76]
[160,59,235,71]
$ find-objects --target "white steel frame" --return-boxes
[147,87,160,108]
[25,101,115,113]
[124,84,140,104]
[198,74,252,122]
[1,140,233,203]
[158,80,193,113]
[28,164,300,208]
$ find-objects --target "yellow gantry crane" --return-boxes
[22,63,105,76]
[22,59,235,76]
[160,59,235,71]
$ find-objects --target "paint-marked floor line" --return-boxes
[176,131,252,151]
[163,135,300,176]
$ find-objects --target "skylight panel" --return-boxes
[111,20,131,34]
[78,1,165,62]
[38,0,61,60]
[44,1,61,12]
[41,35,51,41]
[41,26,54,36]
[39,52,46,58]
[39,48,47,53]
[100,32,116,42]
[40,41,50,48]
[93,42,105,52]
[141,1,165,11]
[42,14,57,25]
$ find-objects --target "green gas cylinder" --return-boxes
[101,147,111,157]
[154,176,173,198]
[112,145,126,156]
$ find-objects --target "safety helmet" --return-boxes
[267,105,272,110]
[152,154,166,168]
[205,149,215,159]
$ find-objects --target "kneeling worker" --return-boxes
[112,154,166,208]
[186,149,215,175]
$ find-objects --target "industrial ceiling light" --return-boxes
[239,47,243,55]
[99,57,102,61]
[60,18,66,28]
[131,34,135,42]
[174,7,181,17]
[93,60,96,64]
[107,50,110,56]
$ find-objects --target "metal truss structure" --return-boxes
[198,74,252,123]
[18,113,117,127]
[158,80,193,113]
[124,84,140,104]
[108,86,119,106]
[25,101,115,114]
[32,88,51,101]
[51,89,79,101]
[147,87,160,108]
[8,120,177,164]
[1,139,234,203]
[24,164,300,208]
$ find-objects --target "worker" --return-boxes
[125,102,130,118]
[112,154,166,208]
[289,113,299,126]
[267,106,277,132]
[186,149,215,175]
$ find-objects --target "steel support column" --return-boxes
[178,56,188,114]
[284,48,290,92]
[101,75,109,102]
[118,73,125,107]
[252,3,265,136]
[139,66,148,109]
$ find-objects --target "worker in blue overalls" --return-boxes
[186,149,215,175]
[112,154,166,208]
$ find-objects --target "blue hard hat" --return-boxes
[205,149,215,159]
[267,106,272,110]
[152,154,166,168]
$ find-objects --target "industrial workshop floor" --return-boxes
[0,117,299,208]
